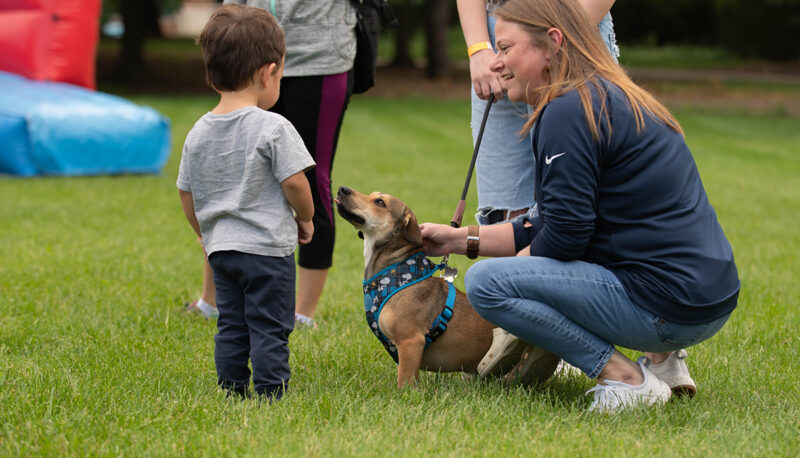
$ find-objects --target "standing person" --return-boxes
[209,0,358,329]
[178,3,315,400]
[420,0,740,412]
[457,0,619,378]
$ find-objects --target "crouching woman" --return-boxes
[420,0,739,413]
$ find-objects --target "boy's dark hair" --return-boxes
[197,4,285,92]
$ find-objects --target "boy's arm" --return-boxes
[281,171,315,244]
[179,190,202,238]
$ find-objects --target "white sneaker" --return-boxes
[638,349,697,397]
[185,298,219,319]
[587,362,672,413]
[477,328,527,378]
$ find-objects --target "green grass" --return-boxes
[1,95,799,456]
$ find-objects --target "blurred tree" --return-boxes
[103,0,181,77]
[389,0,450,78]
[613,0,800,59]
[612,0,716,46]
[716,0,800,60]
[390,0,419,67]
[424,0,450,77]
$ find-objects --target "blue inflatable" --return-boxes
[0,71,170,177]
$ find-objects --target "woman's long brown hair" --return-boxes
[494,0,682,140]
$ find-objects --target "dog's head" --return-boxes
[335,186,422,247]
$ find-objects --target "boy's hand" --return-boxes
[296,218,314,244]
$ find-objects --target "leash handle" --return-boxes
[450,201,466,228]
[450,93,495,229]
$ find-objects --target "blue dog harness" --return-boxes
[362,252,456,363]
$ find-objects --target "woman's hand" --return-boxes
[470,49,505,101]
[419,223,460,257]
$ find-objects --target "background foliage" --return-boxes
[613,0,800,59]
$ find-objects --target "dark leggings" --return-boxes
[270,71,352,269]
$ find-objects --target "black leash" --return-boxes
[450,93,495,229]
[440,93,495,280]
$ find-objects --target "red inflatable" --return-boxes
[0,0,100,89]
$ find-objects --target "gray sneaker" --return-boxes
[502,344,561,385]
[638,349,697,397]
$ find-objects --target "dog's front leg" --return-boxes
[395,335,426,388]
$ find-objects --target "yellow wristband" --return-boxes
[467,41,492,58]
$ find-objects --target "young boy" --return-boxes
[177,3,315,400]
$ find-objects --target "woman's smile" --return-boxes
[491,18,553,103]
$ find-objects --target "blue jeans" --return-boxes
[598,13,620,62]
[465,257,730,378]
[473,13,536,217]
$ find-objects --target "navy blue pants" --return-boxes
[208,251,295,398]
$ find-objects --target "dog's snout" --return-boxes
[338,186,352,196]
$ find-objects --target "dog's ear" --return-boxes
[403,210,423,245]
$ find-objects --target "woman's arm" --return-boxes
[419,222,518,258]
[579,0,615,25]
[456,0,505,100]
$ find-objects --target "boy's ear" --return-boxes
[260,63,277,86]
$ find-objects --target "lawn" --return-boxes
[1,94,798,456]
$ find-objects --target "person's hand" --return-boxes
[469,49,505,101]
[296,218,314,245]
[419,223,457,257]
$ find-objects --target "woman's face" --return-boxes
[490,18,551,103]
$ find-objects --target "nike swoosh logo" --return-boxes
[545,152,566,165]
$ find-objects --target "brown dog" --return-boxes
[335,185,497,387]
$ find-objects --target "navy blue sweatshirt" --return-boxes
[512,79,739,325]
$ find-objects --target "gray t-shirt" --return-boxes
[223,0,357,77]
[177,106,315,257]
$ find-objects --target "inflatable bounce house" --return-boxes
[0,0,170,177]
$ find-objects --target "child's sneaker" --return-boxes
[477,328,527,378]
[294,313,318,329]
[638,349,697,397]
[586,362,672,413]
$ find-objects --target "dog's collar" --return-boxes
[362,252,455,363]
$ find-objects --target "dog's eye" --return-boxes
[375,198,386,208]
